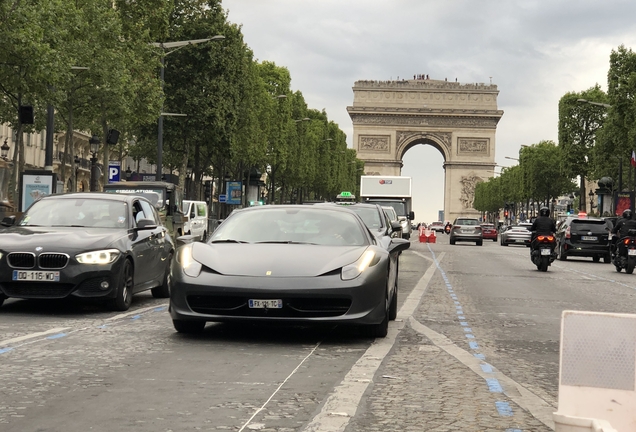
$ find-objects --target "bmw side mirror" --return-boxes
[391,221,402,232]
[136,218,158,230]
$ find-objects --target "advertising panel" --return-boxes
[226,181,242,205]
[615,192,632,216]
[19,170,57,212]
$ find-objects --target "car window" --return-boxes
[570,220,608,231]
[347,206,383,229]
[211,208,369,246]
[197,203,207,217]
[20,198,127,228]
[139,200,159,224]
[455,219,479,225]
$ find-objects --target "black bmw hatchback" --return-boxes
[0,193,174,310]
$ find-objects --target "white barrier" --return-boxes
[554,310,636,432]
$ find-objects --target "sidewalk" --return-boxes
[345,245,555,432]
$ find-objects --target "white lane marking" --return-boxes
[301,253,441,432]
[0,327,71,348]
[0,303,169,350]
[239,342,322,432]
[412,250,435,262]
[408,317,556,430]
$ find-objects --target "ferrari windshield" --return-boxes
[210,207,369,246]
[20,198,128,228]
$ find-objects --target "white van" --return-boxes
[182,200,209,241]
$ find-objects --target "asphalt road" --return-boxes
[1,235,635,431]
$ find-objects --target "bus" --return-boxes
[103,181,185,239]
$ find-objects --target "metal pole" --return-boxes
[156,55,164,181]
[44,102,54,171]
[90,154,98,191]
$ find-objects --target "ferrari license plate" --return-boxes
[581,236,597,241]
[540,248,551,255]
[12,270,60,282]
[248,299,282,309]
[629,249,636,256]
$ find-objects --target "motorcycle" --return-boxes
[530,234,556,272]
[612,229,636,274]
[444,225,451,235]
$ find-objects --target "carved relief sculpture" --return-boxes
[359,135,390,152]
[457,138,489,155]
[459,174,483,209]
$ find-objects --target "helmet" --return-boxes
[539,207,550,217]
[622,209,632,219]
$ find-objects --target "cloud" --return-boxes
[221,0,636,223]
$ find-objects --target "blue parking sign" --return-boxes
[108,161,121,183]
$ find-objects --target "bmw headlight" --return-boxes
[341,250,377,281]
[179,245,202,278]
[76,249,120,264]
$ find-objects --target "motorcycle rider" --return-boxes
[611,209,636,257]
[444,221,452,234]
[530,207,557,255]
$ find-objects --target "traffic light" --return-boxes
[504,210,509,217]
[204,180,212,203]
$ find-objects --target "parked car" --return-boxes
[0,193,174,310]
[170,205,410,337]
[182,200,209,241]
[480,223,498,241]
[555,217,611,263]
[449,217,483,246]
[500,223,533,247]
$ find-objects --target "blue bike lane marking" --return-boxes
[0,304,168,355]
[428,244,523,430]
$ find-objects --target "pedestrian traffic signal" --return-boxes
[204,180,212,202]
[504,210,509,217]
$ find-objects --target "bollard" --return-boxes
[428,230,437,243]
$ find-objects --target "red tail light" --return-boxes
[624,238,631,245]
[565,226,571,239]
[537,235,555,242]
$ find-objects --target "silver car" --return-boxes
[449,217,483,246]
[500,223,533,247]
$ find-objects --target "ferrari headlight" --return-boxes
[76,249,120,264]
[341,250,376,281]
[180,246,202,278]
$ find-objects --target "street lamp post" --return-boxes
[151,36,225,181]
[89,136,100,192]
[589,190,596,215]
[1,139,9,160]
[74,155,81,191]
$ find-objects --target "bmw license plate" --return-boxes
[629,249,636,256]
[248,299,282,309]
[12,270,60,282]
[540,248,551,255]
[581,236,597,241]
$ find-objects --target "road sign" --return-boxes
[219,194,227,203]
[108,161,121,183]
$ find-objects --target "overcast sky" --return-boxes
[222,0,636,223]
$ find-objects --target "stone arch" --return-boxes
[348,78,503,222]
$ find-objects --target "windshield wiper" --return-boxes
[210,239,247,244]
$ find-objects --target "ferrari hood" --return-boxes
[190,242,369,277]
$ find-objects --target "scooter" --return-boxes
[530,234,556,272]
[613,229,636,274]
[444,225,451,235]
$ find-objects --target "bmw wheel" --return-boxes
[112,259,133,311]
[151,253,172,298]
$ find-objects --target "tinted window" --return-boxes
[570,220,608,231]
[21,198,127,228]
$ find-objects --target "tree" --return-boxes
[558,85,607,209]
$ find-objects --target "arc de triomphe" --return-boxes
[347,79,504,222]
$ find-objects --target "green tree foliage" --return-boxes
[558,85,607,200]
